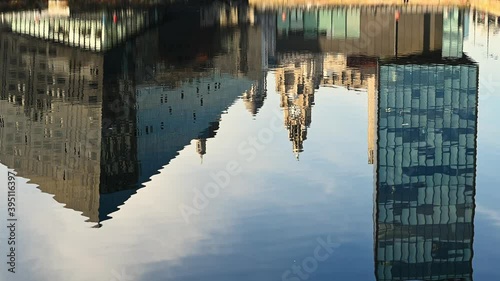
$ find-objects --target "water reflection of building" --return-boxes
[0,7,263,224]
[270,6,480,278]
[242,78,267,116]
[468,9,500,59]
[256,12,277,68]
[274,54,321,158]
[270,7,470,160]
[0,33,104,222]
[1,7,162,52]
[374,56,478,281]
[443,9,466,58]
[200,1,255,27]
[319,54,378,163]
[275,7,446,58]
[134,74,254,184]
[274,52,378,158]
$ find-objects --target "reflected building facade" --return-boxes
[0,33,104,222]
[270,7,456,159]
[374,57,478,280]
[443,9,465,58]
[275,7,446,58]
[270,6,480,280]
[468,9,500,59]
[200,1,255,27]
[1,7,163,52]
[273,51,378,157]
[0,5,482,253]
[372,6,478,280]
[134,74,254,184]
[0,6,265,224]
[242,77,268,116]
[275,54,321,158]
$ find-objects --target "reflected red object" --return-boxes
[196,53,209,63]
[282,12,286,22]
[395,11,400,21]
[113,13,117,23]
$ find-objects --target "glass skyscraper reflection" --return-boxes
[375,57,478,280]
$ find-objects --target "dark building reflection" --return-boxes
[0,5,266,224]
[372,10,478,281]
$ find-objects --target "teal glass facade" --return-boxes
[375,60,478,281]
[277,8,361,39]
[443,9,465,58]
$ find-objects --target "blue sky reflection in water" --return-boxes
[0,4,500,281]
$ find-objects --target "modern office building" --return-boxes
[374,57,478,281]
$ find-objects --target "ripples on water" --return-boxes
[0,2,499,281]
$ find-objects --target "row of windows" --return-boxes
[6,85,101,99]
[134,111,203,136]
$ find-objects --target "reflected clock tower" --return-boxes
[275,55,320,158]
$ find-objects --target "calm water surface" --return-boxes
[1,4,500,281]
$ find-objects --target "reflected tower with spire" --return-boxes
[275,54,321,158]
